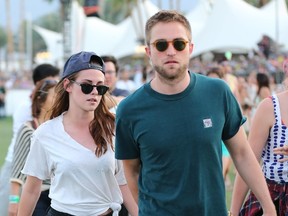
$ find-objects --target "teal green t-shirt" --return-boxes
[115,72,244,216]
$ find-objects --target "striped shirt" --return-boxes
[10,122,50,190]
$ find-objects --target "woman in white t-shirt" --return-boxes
[18,51,138,216]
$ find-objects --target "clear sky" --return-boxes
[0,0,197,31]
[0,0,59,30]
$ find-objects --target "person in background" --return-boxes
[18,51,138,216]
[255,72,271,103]
[230,59,288,216]
[101,55,130,110]
[221,60,240,101]
[0,77,6,118]
[115,10,276,216]
[116,67,136,93]
[237,76,253,134]
[0,64,60,216]
[101,55,130,98]
[9,79,58,216]
[206,67,233,190]
[251,72,271,119]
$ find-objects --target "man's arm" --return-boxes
[226,126,276,216]
[122,159,141,204]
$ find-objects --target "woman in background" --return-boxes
[9,79,57,216]
[206,67,233,189]
[230,59,288,216]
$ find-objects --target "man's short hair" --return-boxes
[32,63,60,84]
[101,55,119,75]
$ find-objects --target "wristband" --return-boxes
[9,195,20,204]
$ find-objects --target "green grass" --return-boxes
[0,116,236,209]
[226,165,236,209]
[0,116,13,166]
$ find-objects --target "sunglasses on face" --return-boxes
[150,39,189,52]
[70,80,109,95]
[38,79,58,95]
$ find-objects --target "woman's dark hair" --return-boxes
[31,79,58,118]
[101,55,119,75]
[256,73,270,95]
[32,64,60,85]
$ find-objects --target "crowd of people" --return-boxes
[0,9,287,216]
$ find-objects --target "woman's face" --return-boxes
[68,69,106,112]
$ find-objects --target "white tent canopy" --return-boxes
[79,0,159,58]
[185,0,213,37]
[193,0,264,56]
[33,25,63,65]
[36,0,288,64]
[192,0,288,56]
[260,0,288,48]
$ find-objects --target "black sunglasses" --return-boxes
[150,39,189,52]
[70,80,109,95]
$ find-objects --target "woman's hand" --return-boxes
[273,145,288,162]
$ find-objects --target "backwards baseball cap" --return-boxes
[61,51,105,80]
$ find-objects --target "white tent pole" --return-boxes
[275,0,279,46]
[26,14,32,70]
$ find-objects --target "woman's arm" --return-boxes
[120,184,138,216]
[9,182,21,216]
[230,98,274,215]
[17,176,42,216]
[9,125,33,216]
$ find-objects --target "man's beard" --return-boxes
[154,63,188,81]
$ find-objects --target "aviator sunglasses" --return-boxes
[150,39,189,52]
[70,80,109,95]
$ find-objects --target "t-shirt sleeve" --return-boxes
[115,112,140,160]
[115,159,127,186]
[21,131,51,180]
[222,85,246,141]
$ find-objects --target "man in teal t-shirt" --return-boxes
[115,10,276,216]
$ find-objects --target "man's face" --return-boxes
[104,61,117,91]
[145,21,193,80]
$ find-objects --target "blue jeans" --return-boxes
[46,207,114,216]
[33,190,51,216]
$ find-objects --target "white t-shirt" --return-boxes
[22,113,126,216]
